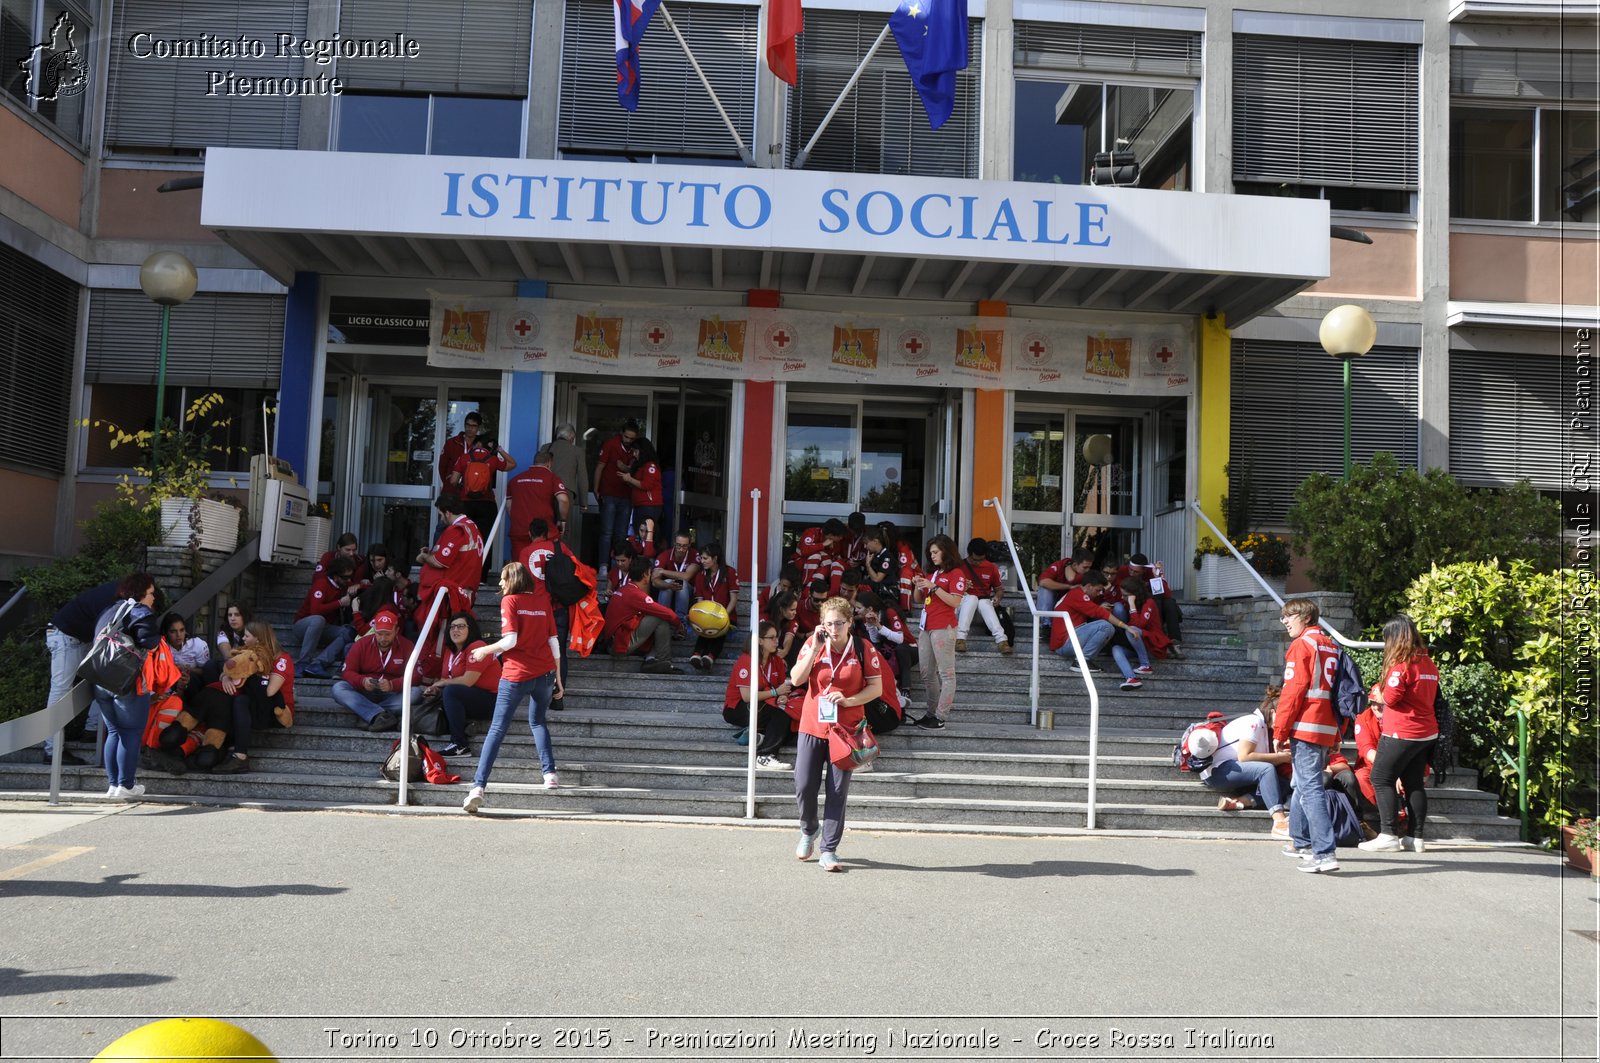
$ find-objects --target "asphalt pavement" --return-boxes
[0,800,1594,1062]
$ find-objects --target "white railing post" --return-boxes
[399,587,451,806]
[984,498,1102,829]
[744,488,761,819]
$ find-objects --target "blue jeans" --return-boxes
[655,582,692,625]
[1110,604,1152,670]
[94,687,148,789]
[597,495,632,569]
[1288,740,1336,857]
[1055,619,1132,678]
[441,684,497,745]
[473,672,557,788]
[45,628,93,755]
[292,614,352,666]
[1204,758,1287,813]
[330,680,422,724]
[1035,587,1061,615]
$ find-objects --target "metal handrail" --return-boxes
[0,534,263,803]
[1187,501,1380,651]
[398,586,452,806]
[984,498,1104,831]
[743,488,760,818]
[0,583,27,626]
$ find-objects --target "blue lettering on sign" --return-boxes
[438,171,1112,250]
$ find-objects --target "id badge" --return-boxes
[817,695,840,723]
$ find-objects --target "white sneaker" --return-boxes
[795,829,819,861]
[1296,854,1340,873]
[543,772,560,789]
[116,784,145,801]
[105,785,118,798]
[1402,835,1426,853]
[755,755,790,771]
[462,786,484,813]
[1358,833,1403,852]
[1281,843,1311,858]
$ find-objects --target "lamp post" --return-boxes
[1318,304,1377,480]
[138,251,198,471]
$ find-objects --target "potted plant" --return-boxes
[1562,818,1599,875]
[1192,537,1257,599]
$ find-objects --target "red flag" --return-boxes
[766,0,802,85]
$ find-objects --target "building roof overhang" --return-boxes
[1448,300,1600,328]
[201,148,1330,325]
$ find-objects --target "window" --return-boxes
[338,0,532,96]
[559,0,756,162]
[1450,48,1600,222]
[1012,21,1199,189]
[105,0,308,153]
[0,242,77,476]
[1232,35,1419,214]
[336,93,523,157]
[82,384,271,472]
[1229,339,1420,523]
[1,0,92,142]
[85,290,285,389]
[1449,349,1564,491]
[788,8,980,178]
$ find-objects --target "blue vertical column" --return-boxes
[502,278,547,551]
[278,271,319,482]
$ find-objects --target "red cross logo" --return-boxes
[904,336,923,355]
[513,318,532,337]
[1155,346,1174,364]
[1029,339,1046,357]
[773,329,791,348]
[648,327,666,344]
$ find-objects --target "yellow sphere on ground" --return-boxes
[94,1018,277,1062]
[688,600,731,638]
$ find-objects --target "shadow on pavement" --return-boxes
[848,858,1196,878]
[0,874,347,898]
[0,966,173,997]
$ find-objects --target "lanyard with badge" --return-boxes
[816,637,855,723]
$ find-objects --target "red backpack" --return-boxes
[462,448,494,494]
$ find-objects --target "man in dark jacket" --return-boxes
[39,578,122,763]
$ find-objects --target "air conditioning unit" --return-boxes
[259,477,311,565]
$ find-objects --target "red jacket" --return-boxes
[1274,629,1340,747]
[1379,655,1440,740]
[341,634,416,688]
[295,573,350,622]
[1130,598,1171,657]
[1049,587,1110,652]
[602,582,678,653]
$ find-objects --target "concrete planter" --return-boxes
[159,498,241,553]
[1194,552,1257,599]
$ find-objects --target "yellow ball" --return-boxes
[94,1018,277,1062]
[688,600,731,638]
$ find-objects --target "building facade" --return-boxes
[1,0,1594,584]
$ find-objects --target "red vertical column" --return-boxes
[740,289,780,566]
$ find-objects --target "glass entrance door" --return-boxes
[1009,408,1145,576]
[356,383,438,568]
[1009,410,1068,581]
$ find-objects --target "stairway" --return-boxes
[0,566,1520,841]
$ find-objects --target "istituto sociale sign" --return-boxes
[426,294,1194,396]
[200,149,1330,279]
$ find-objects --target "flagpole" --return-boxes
[658,2,755,165]
[791,24,891,170]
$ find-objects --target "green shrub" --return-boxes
[0,637,49,724]
[1404,562,1598,840]
[1287,453,1562,626]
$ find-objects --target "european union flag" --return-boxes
[888,0,968,130]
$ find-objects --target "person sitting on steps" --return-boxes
[601,555,686,673]
[1201,685,1292,836]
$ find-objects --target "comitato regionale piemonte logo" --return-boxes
[17,11,88,104]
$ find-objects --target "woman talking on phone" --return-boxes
[788,596,884,872]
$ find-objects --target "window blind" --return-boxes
[0,244,77,476]
[338,0,532,96]
[1448,349,1565,491]
[86,290,285,389]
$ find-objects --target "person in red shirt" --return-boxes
[603,555,685,673]
[331,611,420,732]
[857,591,913,688]
[955,537,1012,655]
[1048,570,1143,689]
[619,436,664,531]
[313,533,370,586]
[1358,615,1441,854]
[211,621,296,775]
[292,554,358,676]
[651,530,702,627]
[793,518,846,596]
[886,523,922,613]
[1127,552,1184,657]
[1120,578,1172,659]
[415,493,483,628]
[1035,548,1092,616]
[725,620,796,770]
[422,612,502,758]
[516,517,575,704]
[506,446,570,561]
[463,563,564,811]
[787,596,884,872]
[450,434,517,573]
[593,418,640,581]
[687,543,739,671]
[437,409,482,488]
[764,590,801,666]
[912,535,968,729]
[1273,597,1342,872]
[759,564,803,615]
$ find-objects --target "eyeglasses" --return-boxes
[761,634,780,641]
[821,620,851,629]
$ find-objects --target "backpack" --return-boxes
[1328,646,1366,722]
[462,453,494,494]
[77,599,148,697]
[545,542,592,607]
[1173,712,1228,773]
[1430,684,1455,786]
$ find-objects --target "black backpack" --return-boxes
[77,599,148,696]
[545,543,592,606]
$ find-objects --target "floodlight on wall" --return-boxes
[1090,151,1140,187]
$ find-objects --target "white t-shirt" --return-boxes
[1200,711,1269,780]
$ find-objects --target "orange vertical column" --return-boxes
[970,299,1009,541]
[741,289,780,565]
